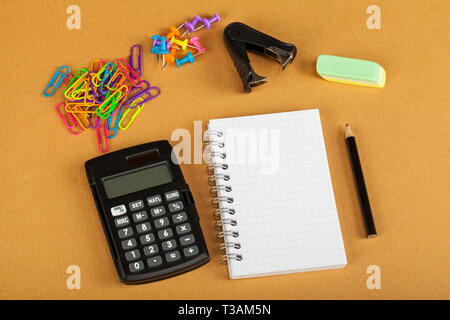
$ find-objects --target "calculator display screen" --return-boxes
[102,163,173,199]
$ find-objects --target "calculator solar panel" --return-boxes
[85,141,209,284]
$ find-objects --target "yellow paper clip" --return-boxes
[119,98,145,130]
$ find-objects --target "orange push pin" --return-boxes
[162,47,178,70]
[166,25,182,39]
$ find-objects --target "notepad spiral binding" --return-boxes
[203,130,243,264]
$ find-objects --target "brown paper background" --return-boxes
[0,0,449,299]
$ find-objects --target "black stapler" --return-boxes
[223,22,297,93]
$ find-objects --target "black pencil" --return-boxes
[345,124,377,238]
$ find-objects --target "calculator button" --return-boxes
[147,195,162,207]
[125,249,141,261]
[158,228,173,240]
[183,246,199,257]
[164,190,180,202]
[136,222,151,234]
[154,217,169,229]
[180,234,195,246]
[162,239,177,251]
[114,216,130,228]
[147,256,163,268]
[165,251,181,263]
[143,244,159,257]
[150,206,166,218]
[118,227,133,239]
[122,238,137,250]
[129,260,144,272]
[129,200,144,212]
[172,212,188,224]
[168,201,184,213]
[176,223,191,235]
[139,233,155,245]
[132,211,148,222]
[111,205,127,217]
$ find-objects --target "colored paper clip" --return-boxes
[56,102,82,135]
[64,69,88,99]
[117,58,143,87]
[126,85,160,109]
[106,70,126,91]
[88,71,106,104]
[63,73,74,86]
[97,85,129,119]
[88,107,101,129]
[107,105,123,138]
[129,45,142,77]
[65,103,98,114]
[71,106,91,130]
[44,66,70,97]
[96,120,109,153]
[119,98,145,130]
[99,63,116,94]
[89,59,105,73]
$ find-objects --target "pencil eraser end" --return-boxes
[316,55,386,88]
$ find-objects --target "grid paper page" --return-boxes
[209,109,347,279]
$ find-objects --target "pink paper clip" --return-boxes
[96,119,109,153]
[63,73,74,86]
[117,58,143,87]
[56,102,82,135]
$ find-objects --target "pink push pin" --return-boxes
[200,13,220,30]
[188,36,206,54]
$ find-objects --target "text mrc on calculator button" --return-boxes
[111,205,127,217]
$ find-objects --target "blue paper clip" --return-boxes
[99,63,115,95]
[43,66,70,97]
[106,106,123,139]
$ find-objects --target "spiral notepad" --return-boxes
[205,109,347,279]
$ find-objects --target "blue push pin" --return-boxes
[151,35,169,62]
[176,52,195,68]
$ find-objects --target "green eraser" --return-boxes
[316,55,386,88]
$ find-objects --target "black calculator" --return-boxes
[85,141,209,284]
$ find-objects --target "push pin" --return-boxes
[166,24,183,39]
[175,51,205,68]
[162,47,178,70]
[188,36,206,53]
[184,15,202,33]
[171,36,196,51]
[152,35,169,62]
[200,13,221,30]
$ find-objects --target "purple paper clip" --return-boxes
[126,82,160,109]
[129,45,142,77]
[88,106,100,129]
[88,71,106,104]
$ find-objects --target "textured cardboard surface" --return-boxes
[0,0,449,299]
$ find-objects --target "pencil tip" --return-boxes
[346,123,349,127]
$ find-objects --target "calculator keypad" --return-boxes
[129,200,144,212]
[110,189,201,274]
